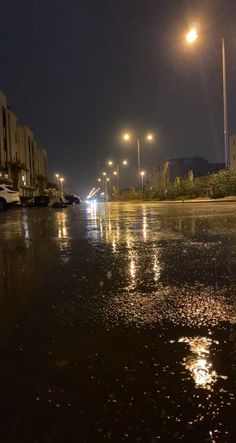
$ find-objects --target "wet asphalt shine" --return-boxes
[0,202,236,443]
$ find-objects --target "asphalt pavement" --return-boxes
[0,202,236,442]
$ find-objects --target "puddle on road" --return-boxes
[0,203,236,442]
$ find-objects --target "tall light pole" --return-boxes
[105,177,109,201]
[222,38,229,168]
[60,177,64,195]
[140,171,145,195]
[185,28,229,168]
[55,173,60,191]
[107,159,128,193]
[123,133,153,189]
[123,132,154,173]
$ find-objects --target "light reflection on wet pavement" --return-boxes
[0,202,236,442]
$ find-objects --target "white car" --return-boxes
[0,184,20,210]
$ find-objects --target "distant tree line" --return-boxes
[116,169,236,200]
[151,169,236,200]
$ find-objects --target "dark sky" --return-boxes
[1,0,236,195]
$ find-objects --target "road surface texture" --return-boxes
[0,202,236,443]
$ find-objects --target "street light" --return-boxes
[107,158,129,192]
[186,28,198,44]
[59,177,64,194]
[140,171,145,194]
[98,178,101,182]
[123,133,131,141]
[55,173,60,190]
[122,132,154,173]
[102,171,107,176]
[185,27,228,168]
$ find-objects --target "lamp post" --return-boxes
[185,28,229,169]
[107,159,128,193]
[55,173,60,192]
[105,177,109,201]
[122,132,154,174]
[59,177,64,195]
[222,38,229,168]
[140,171,145,195]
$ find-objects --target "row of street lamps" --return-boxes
[96,132,155,197]
[97,26,231,199]
[58,27,231,200]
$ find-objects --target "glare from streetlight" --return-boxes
[102,172,107,176]
[55,173,59,179]
[123,133,131,141]
[186,28,198,44]
[113,171,117,175]
[106,177,110,182]
[140,171,145,177]
[122,160,128,165]
[98,178,101,182]
[108,160,113,166]
[146,133,154,141]
[60,177,64,182]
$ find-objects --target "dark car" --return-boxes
[65,195,80,205]
[20,196,35,207]
[34,195,50,207]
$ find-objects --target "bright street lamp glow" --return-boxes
[106,178,110,182]
[113,171,117,175]
[55,173,59,178]
[98,178,101,182]
[102,172,107,176]
[108,161,113,166]
[140,171,145,177]
[123,133,131,141]
[60,177,64,182]
[122,160,128,165]
[146,133,153,141]
[186,28,198,44]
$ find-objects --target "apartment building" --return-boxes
[0,90,48,195]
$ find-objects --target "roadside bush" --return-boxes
[152,169,236,201]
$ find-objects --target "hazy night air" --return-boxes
[1,2,236,442]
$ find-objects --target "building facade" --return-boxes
[0,90,48,195]
[0,90,10,181]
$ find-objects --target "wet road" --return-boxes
[0,202,236,443]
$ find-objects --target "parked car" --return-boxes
[65,194,80,205]
[34,195,50,207]
[0,184,20,210]
[20,196,35,207]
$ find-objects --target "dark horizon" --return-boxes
[1,0,236,196]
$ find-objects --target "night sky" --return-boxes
[1,0,236,195]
